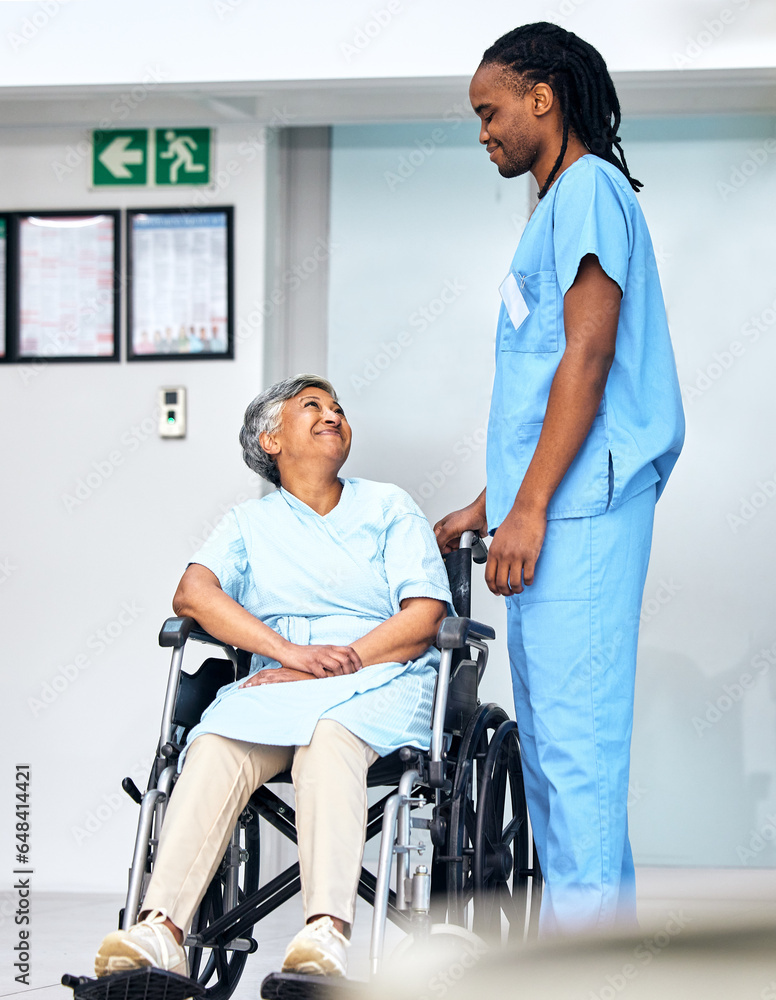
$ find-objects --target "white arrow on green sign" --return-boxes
[93,129,148,186]
[92,128,212,187]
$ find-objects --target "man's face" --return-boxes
[469,62,541,179]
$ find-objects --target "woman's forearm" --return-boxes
[173,565,288,660]
[350,598,447,668]
[175,568,446,675]
[174,564,361,677]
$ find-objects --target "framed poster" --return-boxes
[0,216,6,361]
[13,210,120,361]
[127,207,233,360]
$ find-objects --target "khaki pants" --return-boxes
[143,720,379,932]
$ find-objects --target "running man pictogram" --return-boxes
[159,131,206,183]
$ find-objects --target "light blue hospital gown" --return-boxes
[183,478,453,758]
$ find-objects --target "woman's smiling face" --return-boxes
[260,388,352,476]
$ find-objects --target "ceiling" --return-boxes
[0,68,774,131]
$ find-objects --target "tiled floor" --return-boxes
[2,869,776,1000]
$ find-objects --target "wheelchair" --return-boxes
[63,531,542,1000]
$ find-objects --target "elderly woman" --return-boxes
[95,375,451,979]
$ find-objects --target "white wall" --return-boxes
[624,114,776,866]
[0,0,774,89]
[0,124,270,891]
[327,113,776,867]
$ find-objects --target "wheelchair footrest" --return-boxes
[62,970,205,1000]
[260,972,362,1000]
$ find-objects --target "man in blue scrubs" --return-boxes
[435,22,684,934]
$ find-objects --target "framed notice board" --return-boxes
[0,216,7,362]
[127,207,234,360]
[7,210,120,362]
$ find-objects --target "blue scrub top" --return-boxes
[486,154,685,529]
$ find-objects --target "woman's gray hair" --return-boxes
[240,374,339,487]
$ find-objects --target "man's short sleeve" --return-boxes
[190,509,249,605]
[382,510,453,615]
[552,159,632,297]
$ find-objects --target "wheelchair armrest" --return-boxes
[158,616,232,650]
[436,616,495,649]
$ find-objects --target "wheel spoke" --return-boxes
[500,881,519,922]
[448,707,543,939]
[502,813,524,846]
[464,800,478,839]
[482,829,499,854]
[480,862,496,882]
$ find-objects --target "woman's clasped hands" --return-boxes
[239,641,363,688]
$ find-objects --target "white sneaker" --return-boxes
[282,916,349,977]
[95,909,189,978]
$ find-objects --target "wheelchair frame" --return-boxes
[116,532,542,997]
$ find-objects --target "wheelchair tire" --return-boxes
[187,804,261,1000]
[473,719,542,941]
[446,704,542,942]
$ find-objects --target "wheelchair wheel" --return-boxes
[187,804,261,1000]
[446,704,541,942]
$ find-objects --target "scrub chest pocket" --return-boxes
[499,271,561,354]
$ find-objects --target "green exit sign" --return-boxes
[92,129,211,187]
[155,129,211,185]
[93,130,148,186]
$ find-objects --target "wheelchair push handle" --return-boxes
[460,529,488,564]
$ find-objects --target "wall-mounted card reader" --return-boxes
[159,387,187,438]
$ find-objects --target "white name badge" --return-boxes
[499,272,529,329]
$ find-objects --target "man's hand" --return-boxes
[275,642,362,677]
[485,503,547,596]
[240,667,311,687]
[434,489,487,554]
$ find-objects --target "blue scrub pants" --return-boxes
[506,484,656,935]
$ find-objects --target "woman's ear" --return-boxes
[260,431,280,456]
